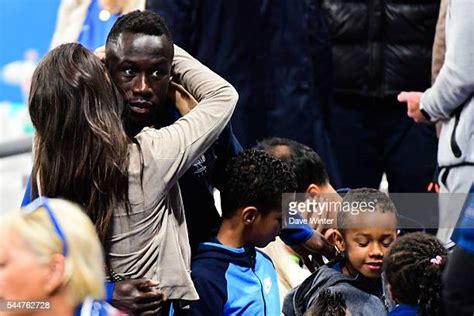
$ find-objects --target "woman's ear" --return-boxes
[332,229,346,252]
[242,206,258,225]
[43,254,66,295]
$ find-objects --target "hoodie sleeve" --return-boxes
[190,260,228,316]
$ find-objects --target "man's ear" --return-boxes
[43,254,66,295]
[323,228,339,245]
[242,206,258,225]
[332,229,345,252]
[305,184,322,197]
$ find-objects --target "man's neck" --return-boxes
[216,220,247,248]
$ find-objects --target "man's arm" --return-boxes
[280,224,338,272]
[421,0,474,121]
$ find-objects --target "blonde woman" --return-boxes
[0,198,123,315]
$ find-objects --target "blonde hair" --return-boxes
[1,198,105,306]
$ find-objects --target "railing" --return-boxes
[0,136,32,158]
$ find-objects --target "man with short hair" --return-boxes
[103,10,241,314]
[256,137,337,195]
[105,11,242,257]
[256,137,341,268]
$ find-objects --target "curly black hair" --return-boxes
[255,137,329,192]
[304,289,347,316]
[220,149,297,219]
[338,188,397,230]
[106,10,173,47]
[384,232,447,316]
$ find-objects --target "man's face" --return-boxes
[251,209,282,248]
[106,32,173,128]
[342,212,397,279]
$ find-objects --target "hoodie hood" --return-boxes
[193,238,259,268]
[283,259,386,316]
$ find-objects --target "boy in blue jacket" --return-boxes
[190,149,298,316]
[283,188,397,316]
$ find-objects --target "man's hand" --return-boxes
[111,279,167,316]
[397,91,428,123]
[289,231,338,272]
[167,81,198,116]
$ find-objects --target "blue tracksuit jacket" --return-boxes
[190,238,280,315]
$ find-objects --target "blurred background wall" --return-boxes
[0,0,60,212]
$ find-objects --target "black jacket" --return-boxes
[147,0,342,187]
[321,0,440,98]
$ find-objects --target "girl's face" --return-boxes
[339,212,397,278]
[0,230,51,301]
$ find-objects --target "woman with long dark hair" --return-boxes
[28,42,238,308]
[29,43,129,245]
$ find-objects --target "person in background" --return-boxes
[384,232,447,316]
[0,198,123,316]
[321,0,439,194]
[397,0,474,247]
[255,137,342,300]
[50,0,144,50]
[256,137,341,237]
[146,0,342,188]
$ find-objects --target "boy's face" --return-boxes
[340,211,397,278]
[249,209,282,248]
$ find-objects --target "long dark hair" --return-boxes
[29,43,130,246]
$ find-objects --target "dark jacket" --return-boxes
[321,0,440,98]
[147,0,342,187]
[191,239,280,315]
[282,260,388,316]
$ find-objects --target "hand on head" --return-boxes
[112,279,167,315]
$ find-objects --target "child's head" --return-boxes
[384,232,447,316]
[220,149,297,248]
[334,188,397,279]
[304,289,349,316]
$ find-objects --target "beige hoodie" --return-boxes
[107,45,238,302]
